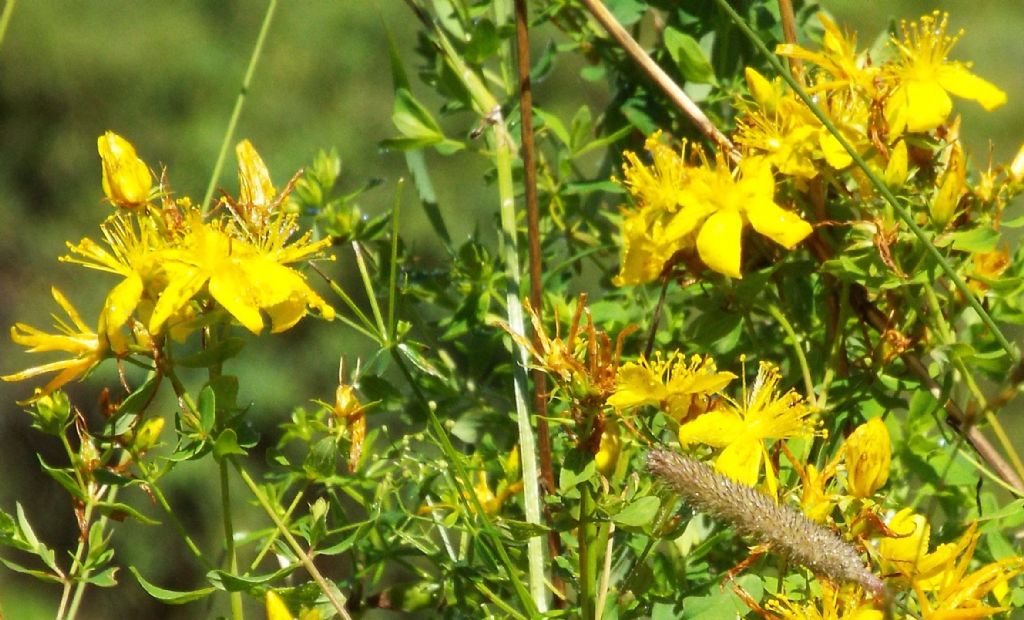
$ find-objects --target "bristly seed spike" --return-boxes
[646,449,886,597]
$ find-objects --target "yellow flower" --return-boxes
[614,133,812,282]
[766,581,882,620]
[881,512,1024,618]
[150,212,335,335]
[883,12,1006,139]
[132,417,165,454]
[98,131,153,208]
[843,418,891,499]
[607,351,734,422]
[969,243,1010,294]
[62,211,169,346]
[676,361,816,496]
[2,288,106,400]
[775,13,879,95]
[232,139,279,231]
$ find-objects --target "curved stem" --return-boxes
[233,462,353,620]
[765,303,816,408]
[200,0,278,214]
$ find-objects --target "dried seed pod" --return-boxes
[647,449,885,596]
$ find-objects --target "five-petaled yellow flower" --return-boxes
[883,12,1006,139]
[615,132,812,283]
[608,351,734,422]
[676,360,816,496]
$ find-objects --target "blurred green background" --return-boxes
[0,1,1020,617]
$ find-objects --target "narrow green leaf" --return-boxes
[213,429,246,459]
[0,558,61,583]
[94,501,160,526]
[130,567,216,604]
[115,374,161,418]
[197,385,216,434]
[37,456,85,501]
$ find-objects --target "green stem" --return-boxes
[390,350,537,614]
[137,461,212,568]
[249,486,306,571]
[200,0,278,214]
[578,482,597,619]
[712,0,1018,365]
[220,459,244,620]
[233,462,353,620]
[0,0,15,51]
[352,241,387,339]
[766,303,816,407]
[57,492,97,620]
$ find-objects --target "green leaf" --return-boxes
[304,437,339,479]
[94,501,160,526]
[175,337,245,368]
[611,496,661,527]
[213,429,246,459]
[197,385,216,434]
[37,456,85,501]
[664,27,716,85]
[936,227,1000,253]
[115,374,161,418]
[534,108,571,148]
[83,566,119,587]
[503,519,552,541]
[206,566,295,592]
[393,88,444,142]
[130,567,216,604]
[0,557,61,583]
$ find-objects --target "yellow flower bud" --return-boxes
[133,417,165,453]
[97,131,152,208]
[930,141,965,228]
[265,590,295,620]
[843,417,890,498]
[1010,142,1024,182]
[595,418,621,476]
[236,139,276,210]
[884,140,909,189]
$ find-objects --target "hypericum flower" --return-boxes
[880,512,1024,618]
[62,211,170,346]
[614,133,813,282]
[2,288,106,400]
[776,13,879,95]
[676,361,817,496]
[843,418,891,499]
[883,12,1006,139]
[230,139,279,231]
[98,131,153,208]
[150,211,335,335]
[766,582,883,620]
[607,351,734,423]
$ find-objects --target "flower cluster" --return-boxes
[615,11,1021,285]
[3,132,335,400]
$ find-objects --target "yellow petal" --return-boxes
[903,80,953,133]
[937,63,1007,111]
[745,199,813,249]
[208,263,266,334]
[266,590,295,620]
[696,210,743,278]
[677,409,744,448]
[714,437,762,487]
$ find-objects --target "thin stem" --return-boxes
[352,241,388,340]
[200,0,278,214]
[137,461,212,567]
[0,0,16,51]
[390,350,538,613]
[578,482,596,619]
[776,0,802,79]
[766,304,816,408]
[578,0,736,158]
[712,0,1017,365]
[220,459,244,620]
[595,521,615,620]
[514,1,561,595]
[250,486,306,571]
[58,489,100,620]
[386,180,404,342]
[234,463,353,620]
